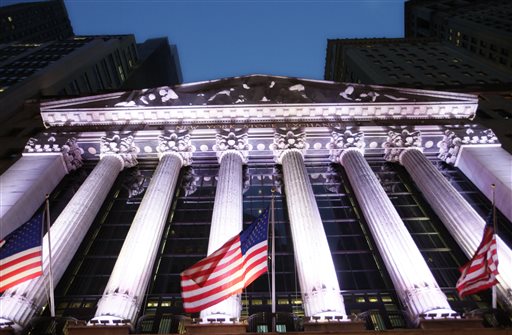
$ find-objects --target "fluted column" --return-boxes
[0,136,82,239]
[199,129,248,321]
[399,147,512,310]
[0,134,137,331]
[92,132,193,325]
[273,127,346,319]
[439,129,511,223]
[332,129,454,324]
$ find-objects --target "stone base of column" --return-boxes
[185,323,246,334]
[303,320,365,332]
[66,324,130,335]
[419,317,484,329]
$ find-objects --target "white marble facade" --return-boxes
[1,75,511,331]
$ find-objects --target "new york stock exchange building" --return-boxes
[1,75,511,335]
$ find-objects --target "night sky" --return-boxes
[5,0,405,83]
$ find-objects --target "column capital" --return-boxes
[156,131,194,166]
[213,128,250,164]
[383,129,422,164]
[271,127,307,164]
[100,134,138,170]
[24,134,83,172]
[328,128,365,162]
[438,128,498,165]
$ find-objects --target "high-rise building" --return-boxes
[324,37,512,155]
[122,38,183,90]
[0,35,140,166]
[324,38,512,91]
[404,0,512,70]
[0,75,510,335]
[0,35,183,171]
[0,0,73,43]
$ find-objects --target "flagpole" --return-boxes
[491,184,497,310]
[45,194,56,318]
[271,188,276,333]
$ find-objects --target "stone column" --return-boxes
[92,132,193,325]
[403,149,512,309]
[331,129,454,324]
[272,127,347,319]
[199,129,249,321]
[386,130,512,310]
[0,136,82,239]
[0,134,137,330]
[439,129,512,223]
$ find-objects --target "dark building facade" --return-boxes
[0,0,73,44]
[122,38,182,90]
[404,0,512,70]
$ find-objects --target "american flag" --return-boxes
[456,212,499,298]
[0,212,43,292]
[181,208,269,313]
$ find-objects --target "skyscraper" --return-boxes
[0,0,73,43]
[405,0,512,70]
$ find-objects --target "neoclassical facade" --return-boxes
[0,75,511,333]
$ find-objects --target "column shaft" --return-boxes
[0,156,123,329]
[0,155,68,239]
[93,153,183,323]
[281,150,346,317]
[455,146,512,223]
[340,150,453,322]
[200,151,244,320]
[401,149,512,309]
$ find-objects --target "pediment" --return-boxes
[40,74,478,127]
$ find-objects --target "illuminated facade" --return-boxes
[0,75,511,334]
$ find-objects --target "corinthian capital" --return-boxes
[24,134,83,172]
[438,128,498,165]
[100,134,138,169]
[328,128,365,162]
[157,131,194,166]
[212,128,250,163]
[61,138,83,172]
[383,129,421,163]
[271,127,306,164]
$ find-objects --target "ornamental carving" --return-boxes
[271,127,306,164]
[324,164,342,194]
[157,131,194,166]
[438,128,498,165]
[122,168,147,202]
[100,134,138,169]
[212,128,250,163]
[328,128,365,162]
[180,166,198,197]
[272,165,284,194]
[383,129,421,163]
[24,134,83,172]
[112,75,412,107]
[61,138,83,172]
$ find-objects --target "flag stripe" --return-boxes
[0,253,42,278]
[0,260,42,288]
[0,212,43,293]
[181,209,269,313]
[456,218,499,298]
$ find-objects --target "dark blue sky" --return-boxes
[7,0,405,83]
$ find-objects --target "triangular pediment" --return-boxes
[40,74,478,127]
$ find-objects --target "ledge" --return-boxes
[185,323,247,334]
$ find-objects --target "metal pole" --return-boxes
[271,188,276,332]
[491,184,497,310]
[45,194,56,318]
